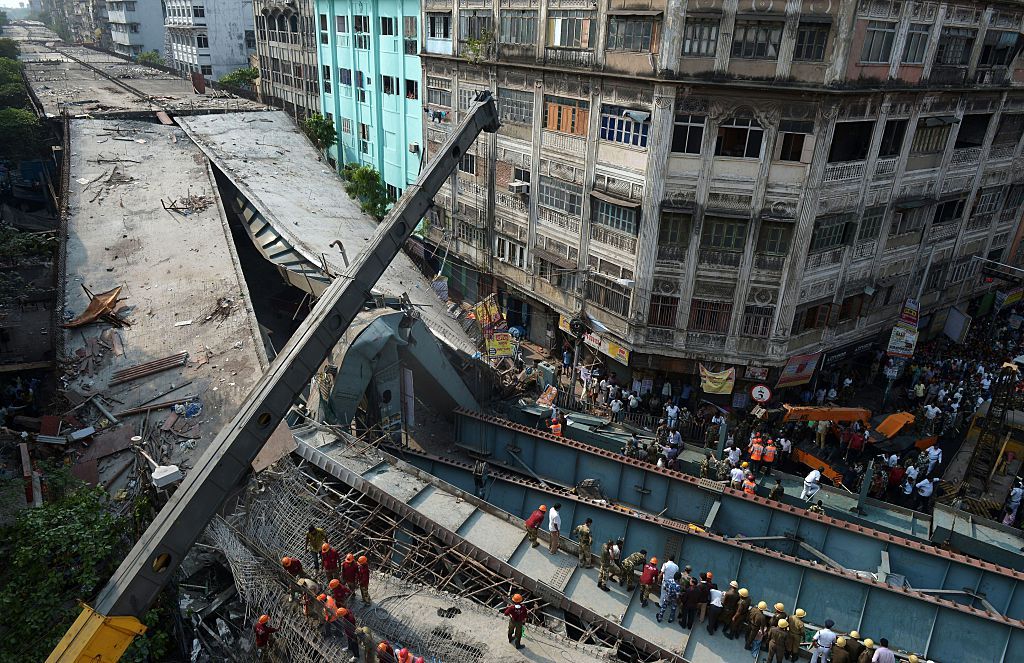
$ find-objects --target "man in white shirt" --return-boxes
[548,503,562,554]
[926,444,943,475]
[609,398,623,423]
[905,463,919,484]
[871,637,897,663]
[801,468,823,501]
[659,556,679,607]
[727,444,741,468]
[706,588,725,635]
[730,465,745,489]
[1007,481,1023,517]
[809,619,838,663]
[915,478,936,512]
[886,454,899,468]
[665,403,679,428]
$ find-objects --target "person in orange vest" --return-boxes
[742,473,757,496]
[762,439,777,475]
[337,607,360,659]
[321,543,340,581]
[329,578,351,604]
[548,418,563,437]
[253,614,277,652]
[396,647,413,663]
[341,553,358,593]
[504,593,530,649]
[356,555,372,603]
[321,593,340,638]
[749,437,764,473]
[524,504,546,547]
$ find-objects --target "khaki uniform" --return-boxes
[573,523,594,568]
[699,456,716,479]
[598,542,622,585]
[768,484,784,501]
[620,552,645,590]
[745,607,768,649]
[830,647,852,663]
[767,626,789,663]
[787,615,804,656]
[729,596,750,639]
[719,588,739,626]
[857,650,874,663]
[355,628,375,663]
[846,639,866,661]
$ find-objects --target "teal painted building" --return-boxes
[315,0,424,198]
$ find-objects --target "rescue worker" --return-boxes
[597,539,622,591]
[742,472,758,496]
[762,439,777,474]
[619,548,647,591]
[749,436,764,473]
[356,555,371,603]
[322,594,340,638]
[719,580,740,630]
[504,593,529,649]
[699,451,717,479]
[857,638,875,663]
[787,607,806,661]
[355,626,375,663]
[342,553,359,594]
[253,614,277,653]
[296,577,319,616]
[727,587,750,640]
[329,578,351,605]
[377,641,396,663]
[767,619,790,663]
[281,556,304,578]
[305,524,326,572]
[656,571,681,623]
[524,504,546,547]
[396,647,412,663]
[746,600,769,650]
[572,518,594,567]
[808,500,826,515]
[338,607,359,659]
[768,479,785,501]
[321,542,340,581]
[548,418,562,436]
[809,618,838,663]
[831,637,852,663]
[639,556,659,607]
[845,630,866,660]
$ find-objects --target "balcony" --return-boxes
[873,157,898,179]
[967,213,994,232]
[929,65,967,85]
[498,43,537,63]
[1000,206,1019,224]
[686,331,727,349]
[950,146,981,168]
[853,241,876,260]
[538,206,581,234]
[266,30,301,45]
[646,327,675,346]
[495,191,528,215]
[805,246,844,270]
[929,221,960,242]
[544,47,595,68]
[425,38,453,55]
[753,253,785,272]
[989,144,1016,161]
[698,248,742,269]
[656,243,688,264]
[823,160,866,184]
[590,223,637,253]
[541,130,586,157]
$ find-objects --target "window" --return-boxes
[427,13,451,39]
[793,23,828,61]
[731,20,783,59]
[460,10,492,40]
[648,295,679,328]
[245,30,256,49]
[405,79,418,99]
[910,119,951,154]
[794,303,831,333]
[594,199,639,235]
[336,15,348,33]
[878,119,907,157]
[688,299,732,334]
[701,218,747,251]
[935,27,975,66]
[341,118,352,134]
[386,184,399,201]
[607,17,655,52]
[547,10,593,49]
[994,114,1024,145]
[889,208,924,236]
[513,166,531,183]
[200,65,212,76]
[339,68,352,85]
[715,117,763,158]
[538,176,583,216]
[196,33,208,48]
[858,206,885,240]
[902,23,930,64]
[600,105,650,148]
[354,15,370,33]
[756,223,791,254]
[671,114,705,154]
[974,189,1001,215]
[955,114,991,148]
[1006,184,1024,211]
[838,294,864,321]
[500,10,537,45]
[404,16,418,55]
[192,5,204,18]
[498,88,534,125]
[427,87,451,107]
[381,75,397,94]
[778,133,805,162]
[381,17,396,36]
[459,88,484,110]
[682,18,719,56]
[495,236,527,268]
[742,305,774,337]
[980,30,1023,67]
[809,214,853,252]
[358,123,370,141]
[544,96,590,136]
[587,274,631,317]
[320,13,329,44]
[659,213,689,246]
[860,21,896,63]
[459,153,476,175]
[827,120,873,162]
[321,64,331,93]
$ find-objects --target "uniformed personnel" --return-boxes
[597,539,622,591]
[830,636,852,663]
[619,549,647,591]
[845,630,866,660]
[572,518,594,568]
[787,608,806,661]
[767,619,790,663]
[745,600,769,650]
[726,587,750,640]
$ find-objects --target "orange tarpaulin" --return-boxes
[875,412,915,439]
[63,285,123,328]
[782,405,872,424]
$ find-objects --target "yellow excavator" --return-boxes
[47,93,501,661]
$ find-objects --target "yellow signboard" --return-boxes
[486,332,514,357]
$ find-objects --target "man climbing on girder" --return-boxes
[504,593,530,649]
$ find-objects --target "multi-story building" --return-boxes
[315,0,424,196]
[417,0,1024,393]
[165,0,256,80]
[106,0,165,58]
[253,0,319,118]
[54,0,111,46]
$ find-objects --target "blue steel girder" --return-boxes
[453,410,1024,621]
[400,449,1024,663]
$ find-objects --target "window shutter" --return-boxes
[547,18,558,46]
[773,135,784,161]
[581,19,591,47]
[842,220,858,245]
[576,108,590,135]
[800,134,816,163]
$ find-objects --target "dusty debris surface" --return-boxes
[49,118,267,497]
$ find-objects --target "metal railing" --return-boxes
[538,206,581,234]
[698,248,742,268]
[823,160,866,183]
[589,224,637,253]
[989,144,1016,161]
[685,331,727,349]
[873,157,898,178]
[950,147,982,167]
[646,327,675,346]
[544,47,596,68]
[805,246,844,270]
[542,130,587,156]
[657,243,688,263]
[753,253,785,271]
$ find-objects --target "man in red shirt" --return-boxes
[524,504,546,547]
[281,556,303,578]
[337,607,359,659]
[639,557,659,607]
[341,553,358,593]
[253,614,277,651]
[321,543,340,582]
[504,593,529,649]
[356,555,371,603]
[328,578,351,605]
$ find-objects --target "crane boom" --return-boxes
[48,93,500,662]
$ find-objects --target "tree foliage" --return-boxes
[135,50,165,67]
[219,66,258,89]
[0,10,8,28]
[0,38,19,60]
[301,113,337,153]
[0,56,23,85]
[341,163,391,220]
[0,107,41,160]
[0,82,27,108]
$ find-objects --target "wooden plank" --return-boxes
[78,426,135,462]
[0,360,54,374]
[71,459,100,486]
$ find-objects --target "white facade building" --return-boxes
[106,0,165,57]
[165,0,256,80]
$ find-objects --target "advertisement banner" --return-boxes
[996,287,1024,312]
[744,366,770,381]
[557,315,631,366]
[887,323,919,357]
[899,298,920,326]
[536,385,558,408]
[942,307,972,344]
[485,331,514,357]
[776,353,821,389]
[699,364,736,395]
[473,294,505,334]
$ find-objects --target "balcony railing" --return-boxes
[929,65,967,85]
[657,243,688,263]
[542,130,586,157]
[544,47,595,68]
[929,221,960,242]
[686,331,727,349]
[539,206,581,234]
[967,214,994,232]
[646,327,675,346]
[590,223,638,253]
[1000,206,1019,224]
[805,246,844,270]
[698,248,742,268]
[753,253,785,271]
[495,191,528,214]
[989,144,1016,161]
[873,157,898,178]
[951,146,982,167]
[823,160,866,184]
[853,241,876,260]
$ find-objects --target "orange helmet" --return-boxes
[378,642,390,652]
[512,593,523,603]
[358,555,368,565]
[650,557,658,564]
[317,593,327,601]
[399,649,409,658]
[539,504,547,511]
[329,579,340,589]
[321,543,330,553]
[706,572,713,579]
[281,556,291,566]
[337,607,347,617]
[258,614,269,624]
[345,553,355,563]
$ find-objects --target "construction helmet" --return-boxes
[864,639,874,648]
[317,593,327,601]
[415,658,425,663]
[739,588,749,597]
[329,579,340,589]
[321,543,330,553]
[281,556,291,566]
[909,656,919,663]
[729,580,739,588]
[358,555,368,565]
[346,553,355,563]
[850,630,860,639]
[512,593,523,603]
[774,602,785,612]
[741,461,749,468]
[778,619,789,629]
[378,642,390,652]
[539,504,547,511]
[650,557,658,564]
[795,608,806,618]
[337,608,347,617]
[836,637,847,647]
[706,572,713,579]
[757,601,767,610]
[258,614,269,624]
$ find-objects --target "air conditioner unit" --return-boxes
[508,180,530,194]
[408,143,420,153]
